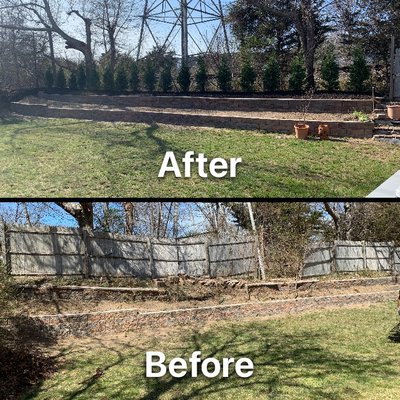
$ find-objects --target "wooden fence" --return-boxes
[302,240,400,277]
[0,224,257,278]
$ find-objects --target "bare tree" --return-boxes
[55,202,94,231]
[0,0,95,76]
[90,0,136,72]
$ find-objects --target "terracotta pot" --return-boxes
[294,123,309,140]
[387,105,400,120]
[317,124,329,140]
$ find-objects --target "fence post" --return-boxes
[147,237,155,278]
[205,240,211,277]
[331,241,337,274]
[0,222,11,274]
[362,241,367,271]
[81,228,92,278]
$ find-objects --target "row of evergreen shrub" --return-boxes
[44,48,370,93]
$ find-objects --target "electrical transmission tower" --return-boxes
[137,0,230,63]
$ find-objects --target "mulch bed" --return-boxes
[0,345,55,400]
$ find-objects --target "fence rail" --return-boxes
[303,240,400,277]
[0,223,257,278]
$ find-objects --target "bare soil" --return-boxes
[14,281,399,316]
[18,96,367,122]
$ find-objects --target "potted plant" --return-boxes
[387,103,400,120]
[294,89,313,139]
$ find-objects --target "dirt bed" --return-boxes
[14,282,399,316]
[18,97,366,122]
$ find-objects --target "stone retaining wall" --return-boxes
[37,93,375,113]
[25,290,398,337]
[17,285,167,301]
[10,103,374,138]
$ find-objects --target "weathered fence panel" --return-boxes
[208,240,256,277]
[303,240,398,277]
[302,244,332,277]
[2,224,257,278]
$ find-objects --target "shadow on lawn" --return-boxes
[23,320,399,400]
[388,322,400,343]
[140,323,397,400]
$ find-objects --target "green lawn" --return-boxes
[25,302,400,400]
[0,116,399,197]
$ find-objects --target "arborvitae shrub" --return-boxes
[143,60,156,92]
[44,67,54,88]
[195,57,208,92]
[240,60,257,92]
[160,65,173,92]
[56,69,66,89]
[263,58,280,91]
[320,45,339,91]
[115,64,128,91]
[289,56,306,91]
[87,67,100,90]
[349,47,370,92]
[77,64,86,89]
[129,62,140,92]
[216,55,232,93]
[177,63,191,92]
[102,65,115,91]
[68,71,78,90]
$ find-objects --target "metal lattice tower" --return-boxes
[137,0,230,63]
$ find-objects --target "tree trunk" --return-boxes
[123,202,135,235]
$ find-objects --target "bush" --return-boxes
[195,57,208,92]
[102,65,115,91]
[160,65,173,92]
[216,55,232,93]
[68,71,78,90]
[289,56,306,91]
[77,64,86,90]
[263,58,280,91]
[349,47,370,92]
[240,60,257,92]
[129,62,140,92]
[320,45,339,91]
[44,67,54,88]
[55,69,66,89]
[115,64,128,91]
[87,67,100,90]
[177,63,191,92]
[143,60,156,92]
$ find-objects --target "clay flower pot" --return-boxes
[387,105,400,120]
[317,124,329,140]
[294,123,309,140]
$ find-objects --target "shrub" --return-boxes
[77,64,86,90]
[143,60,156,92]
[289,56,306,91]
[177,63,191,92]
[129,62,140,92]
[44,67,54,88]
[160,65,173,92]
[195,57,208,92]
[68,71,78,90]
[102,65,115,91]
[349,47,370,92]
[115,64,128,91]
[240,60,257,92]
[55,69,66,89]
[320,45,339,91]
[263,58,280,91]
[216,55,232,93]
[87,67,100,90]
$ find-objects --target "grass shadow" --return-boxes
[388,322,400,343]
